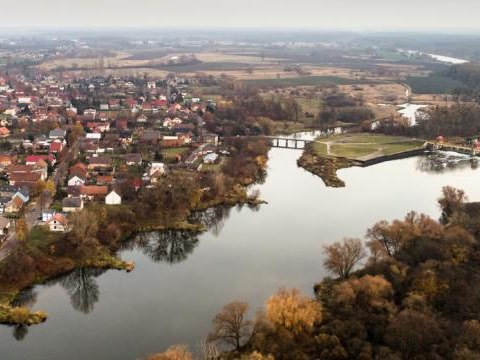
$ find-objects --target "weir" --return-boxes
[425,141,480,157]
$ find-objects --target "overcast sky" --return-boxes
[2,0,480,31]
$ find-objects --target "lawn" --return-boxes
[312,133,425,161]
[162,147,190,156]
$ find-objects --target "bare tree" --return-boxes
[208,301,253,351]
[323,238,366,279]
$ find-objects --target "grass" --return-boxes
[162,147,190,156]
[312,133,425,161]
[405,75,465,94]
[243,76,378,88]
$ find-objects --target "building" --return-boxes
[105,190,121,205]
[68,175,85,187]
[42,210,56,222]
[62,197,84,213]
[46,213,69,232]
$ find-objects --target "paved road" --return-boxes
[0,232,17,262]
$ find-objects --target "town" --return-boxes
[0,72,231,252]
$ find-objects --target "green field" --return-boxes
[312,133,424,160]
[406,75,465,94]
[162,147,190,157]
[243,76,379,87]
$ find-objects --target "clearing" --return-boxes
[312,133,425,161]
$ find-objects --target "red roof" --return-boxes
[49,141,63,153]
[80,185,108,196]
[26,154,55,164]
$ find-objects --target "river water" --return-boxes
[2,133,480,359]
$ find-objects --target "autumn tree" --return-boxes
[146,345,192,360]
[266,288,321,335]
[16,217,28,242]
[68,209,99,246]
[438,186,467,224]
[323,237,366,279]
[386,310,444,359]
[208,301,253,351]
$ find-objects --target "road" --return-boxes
[0,202,41,262]
[0,232,17,262]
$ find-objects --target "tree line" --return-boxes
[147,187,480,359]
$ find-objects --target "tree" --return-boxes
[69,209,98,246]
[266,288,321,335]
[386,310,444,359]
[323,238,366,279]
[208,301,253,351]
[146,345,192,360]
[438,186,467,224]
[16,217,28,242]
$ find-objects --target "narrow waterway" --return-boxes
[2,134,480,359]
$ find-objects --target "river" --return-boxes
[2,133,480,359]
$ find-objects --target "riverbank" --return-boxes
[297,133,426,187]
[0,139,269,327]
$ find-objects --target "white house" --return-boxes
[68,175,85,187]
[46,213,69,232]
[105,190,121,205]
[149,162,165,176]
[42,210,56,223]
[86,133,102,140]
[137,114,148,123]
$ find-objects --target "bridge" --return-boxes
[266,137,312,150]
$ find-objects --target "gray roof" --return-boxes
[62,197,82,208]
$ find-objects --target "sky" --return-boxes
[2,0,480,31]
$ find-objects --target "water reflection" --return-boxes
[60,268,106,314]
[135,231,199,264]
[12,325,28,341]
[417,151,478,173]
[190,206,232,237]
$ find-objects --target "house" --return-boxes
[46,213,69,232]
[62,196,84,212]
[49,128,66,140]
[161,135,183,148]
[69,163,88,180]
[0,185,19,198]
[149,162,165,176]
[0,127,10,138]
[85,133,102,140]
[124,153,142,166]
[116,119,129,130]
[5,195,24,213]
[80,185,108,200]
[13,188,29,203]
[26,154,55,166]
[68,175,85,186]
[42,210,56,222]
[88,156,112,170]
[105,190,121,205]
[137,114,148,123]
[83,109,97,120]
[96,175,113,185]
[0,154,15,167]
[49,139,64,153]
[141,130,161,144]
[203,134,219,146]
[203,153,219,164]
